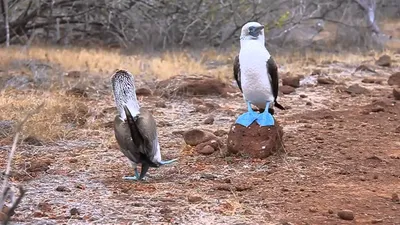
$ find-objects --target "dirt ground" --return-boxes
[1,55,400,225]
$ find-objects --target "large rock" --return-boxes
[375,55,391,67]
[282,76,300,88]
[227,122,284,158]
[388,72,400,86]
[393,88,400,101]
[155,75,236,98]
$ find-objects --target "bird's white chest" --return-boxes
[239,46,274,108]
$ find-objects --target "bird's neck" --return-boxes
[116,95,140,120]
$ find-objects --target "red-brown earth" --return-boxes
[0,57,399,225]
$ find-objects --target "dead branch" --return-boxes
[0,102,45,224]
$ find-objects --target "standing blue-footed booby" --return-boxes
[111,69,177,181]
[233,22,285,127]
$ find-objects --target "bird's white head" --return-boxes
[111,69,140,120]
[240,22,265,44]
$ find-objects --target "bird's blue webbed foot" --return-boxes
[158,158,178,165]
[123,167,140,181]
[255,102,275,126]
[235,101,259,127]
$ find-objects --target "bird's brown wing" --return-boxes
[233,55,242,92]
[267,57,285,110]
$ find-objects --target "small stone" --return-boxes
[299,94,307,98]
[195,145,215,155]
[24,136,43,146]
[188,195,203,203]
[281,85,295,95]
[213,130,228,137]
[56,186,71,192]
[234,182,252,191]
[375,54,391,67]
[388,72,400,86]
[191,98,204,105]
[183,129,218,146]
[337,210,354,220]
[371,218,383,224]
[345,84,369,95]
[309,207,318,213]
[215,184,233,191]
[282,76,300,88]
[328,209,334,214]
[135,87,152,96]
[393,88,400,101]
[317,77,336,85]
[361,77,383,84]
[355,64,376,73]
[395,126,400,133]
[70,208,80,216]
[392,193,399,202]
[306,102,312,106]
[66,87,88,98]
[159,207,172,214]
[203,116,214,125]
[155,101,167,108]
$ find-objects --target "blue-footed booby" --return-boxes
[233,22,285,127]
[112,69,177,181]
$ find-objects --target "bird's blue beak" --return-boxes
[249,25,265,38]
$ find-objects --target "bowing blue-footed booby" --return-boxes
[111,69,177,181]
[233,22,285,127]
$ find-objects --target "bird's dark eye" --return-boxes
[248,26,255,32]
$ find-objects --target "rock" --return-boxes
[317,77,336,85]
[306,102,312,106]
[311,69,323,75]
[135,87,152,96]
[24,136,43,146]
[282,76,300,88]
[227,121,284,158]
[345,84,369,95]
[375,55,391,67]
[65,71,81,78]
[65,87,88,98]
[337,210,354,220]
[281,85,295,95]
[393,88,400,100]
[195,144,215,155]
[155,101,167,108]
[155,75,235,98]
[0,120,15,138]
[203,116,214,125]
[388,72,400,86]
[361,77,384,84]
[194,139,222,155]
[395,126,400,133]
[299,94,307,98]
[213,130,228,137]
[70,208,80,216]
[55,186,71,192]
[183,129,218,146]
[392,193,399,202]
[355,64,376,73]
[188,195,203,203]
[191,97,204,105]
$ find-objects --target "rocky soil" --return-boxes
[0,54,400,225]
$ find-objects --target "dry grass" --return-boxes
[0,44,398,142]
[0,90,91,141]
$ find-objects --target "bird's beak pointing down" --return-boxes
[249,25,265,37]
